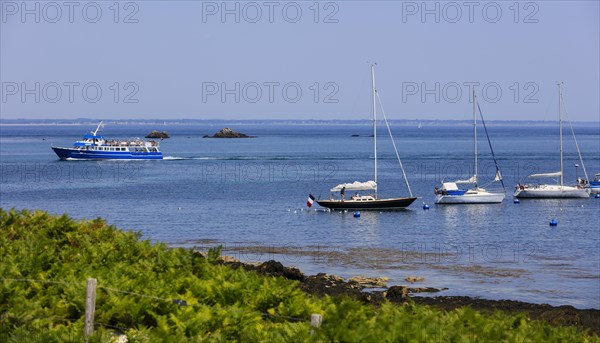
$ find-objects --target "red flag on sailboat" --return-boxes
[307,194,315,207]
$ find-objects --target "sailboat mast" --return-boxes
[558,82,563,186]
[371,64,378,196]
[473,89,478,187]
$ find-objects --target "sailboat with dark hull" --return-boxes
[315,65,417,210]
[316,196,417,210]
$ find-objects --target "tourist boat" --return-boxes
[313,64,417,210]
[435,90,505,204]
[514,83,589,198]
[51,121,163,160]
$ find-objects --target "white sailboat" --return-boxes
[514,83,590,198]
[588,173,600,194]
[315,64,417,210]
[435,91,505,204]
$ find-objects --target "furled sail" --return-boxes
[330,181,377,192]
[494,170,503,181]
[455,175,477,184]
[530,172,562,178]
[442,182,460,190]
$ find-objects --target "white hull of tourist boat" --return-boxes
[435,190,505,204]
[514,185,589,198]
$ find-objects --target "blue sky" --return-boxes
[1,1,599,121]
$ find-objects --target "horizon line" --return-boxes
[1,118,599,124]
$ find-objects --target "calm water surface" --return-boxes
[1,123,599,309]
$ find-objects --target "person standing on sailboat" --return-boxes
[341,186,346,201]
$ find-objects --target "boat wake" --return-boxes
[162,156,215,161]
[162,156,355,161]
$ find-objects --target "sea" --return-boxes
[1,121,599,309]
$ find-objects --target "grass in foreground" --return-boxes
[0,208,597,342]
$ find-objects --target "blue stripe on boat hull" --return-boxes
[52,147,162,160]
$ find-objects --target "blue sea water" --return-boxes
[1,122,599,309]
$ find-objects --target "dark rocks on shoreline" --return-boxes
[203,127,255,138]
[385,285,409,302]
[256,260,304,281]
[198,252,600,335]
[411,296,600,336]
[145,130,170,139]
[206,255,445,304]
[301,273,366,299]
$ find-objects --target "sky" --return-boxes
[1,0,599,121]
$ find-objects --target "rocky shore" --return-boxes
[207,254,600,335]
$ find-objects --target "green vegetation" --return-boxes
[0,208,597,342]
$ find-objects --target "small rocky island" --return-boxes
[145,130,170,139]
[203,127,255,138]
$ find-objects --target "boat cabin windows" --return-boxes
[350,195,375,201]
[131,147,159,153]
[83,146,131,152]
[74,143,155,153]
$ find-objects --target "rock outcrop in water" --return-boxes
[145,130,170,139]
[203,128,255,138]
[405,276,425,283]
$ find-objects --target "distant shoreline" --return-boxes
[2,119,599,126]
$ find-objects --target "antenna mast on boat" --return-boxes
[93,121,104,136]
[371,63,378,197]
[558,82,563,187]
[473,89,478,188]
